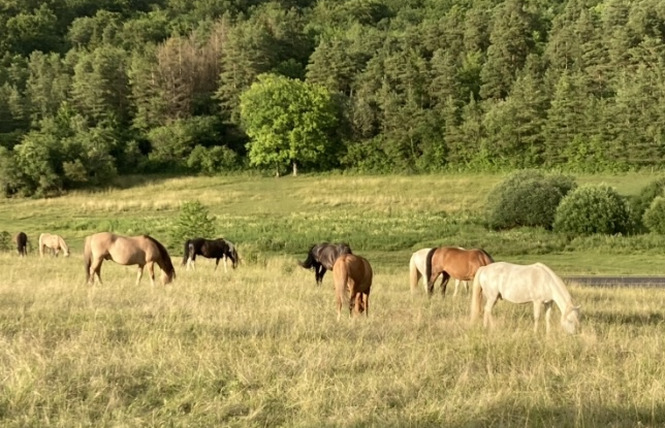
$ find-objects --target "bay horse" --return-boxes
[410,248,468,296]
[38,233,70,257]
[299,242,352,286]
[425,246,494,297]
[13,232,27,256]
[333,253,372,320]
[83,232,175,286]
[470,262,581,334]
[182,237,239,272]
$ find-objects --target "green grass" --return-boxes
[1,172,665,426]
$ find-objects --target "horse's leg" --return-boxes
[483,294,498,329]
[440,273,450,297]
[427,272,440,296]
[533,302,542,333]
[148,262,156,286]
[453,278,460,297]
[223,255,228,273]
[89,259,103,285]
[544,301,553,334]
[214,258,220,271]
[135,265,144,286]
[363,292,369,317]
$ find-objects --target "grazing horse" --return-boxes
[470,262,581,334]
[410,248,468,296]
[425,246,494,297]
[333,254,372,320]
[13,232,28,256]
[38,233,70,257]
[83,232,175,286]
[182,237,239,272]
[299,242,352,285]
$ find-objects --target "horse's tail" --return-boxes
[333,256,350,319]
[409,254,419,293]
[38,233,44,257]
[299,245,316,269]
[83,235,92,283]
[425,247,437,294]
[470,267,484,323]
[182,239,191,266]
[146,235,176,282]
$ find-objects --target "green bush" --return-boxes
[643,196,665,235]
[169,200,217,251]
[553,184,633,235]
[485,169,577,230]
[629,176,665,231]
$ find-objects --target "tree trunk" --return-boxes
[292,161,298,176]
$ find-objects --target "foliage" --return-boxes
[629,176,665,231]
[485,169,577,230]
[553,184,633,236]
[240,74,339,176]
[642,196,665,235]
[169,200,217,250]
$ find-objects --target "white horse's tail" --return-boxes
[38,233,45,257]
[409,255,419,293]
[470,270,484,322]
[333,261,350,320]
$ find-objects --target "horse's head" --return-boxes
[562,306,581,334]
[227,243,239,269]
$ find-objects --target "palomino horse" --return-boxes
[299,242,352,285]
[410,248,468,296]
[182,237,239,272]
[333,254,372,320]
[470,262,581,334]
[425,246,493,297]
[13,232,28,256]
[84,232,175,286]
[38,233,70,257]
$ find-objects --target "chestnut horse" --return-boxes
[333,254,372,320]
[84,232,175,286]
[410,248,468,296]
[470,262,581,334]
[425,246,493,297]
[39,233,70,257]
[299,242,352,285]
[13,232,28,256]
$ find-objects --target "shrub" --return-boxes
[485,169,577,230]
[553,184,633,235]
[643,196,665,235]
[169,200,217,251]
[629,177,665,231]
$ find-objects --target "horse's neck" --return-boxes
[542,267,574,312]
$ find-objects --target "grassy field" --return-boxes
[1,172,665,426]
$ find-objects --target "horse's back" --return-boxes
[334,254,372,291]
[478,262,559,303]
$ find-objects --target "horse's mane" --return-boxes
[144,235,176,279]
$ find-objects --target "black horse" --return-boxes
[299,242,352,286]
[183,237,239,272]
[14,232,27,256]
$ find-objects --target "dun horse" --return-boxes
[333,254,372,320]
[182,237,239,272]
[13,232,28,256]
[84,232,175,286]
[424,246,494,297]
[39,233,70,257]
[299,242,352,285]
[410,248,468,296]
[470,262,581,334]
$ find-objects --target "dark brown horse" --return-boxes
[425,246,493,297]
[84,232,175,286]
[333,254,373,320]
[182,237,239,272]
[299,242,352,285]
[13,232,27,256]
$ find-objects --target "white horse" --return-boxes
[470,262,581,334]
[38,233,70,257]
[409,248,468,296]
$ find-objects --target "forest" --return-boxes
[0,0,664,195]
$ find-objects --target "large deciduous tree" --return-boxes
[240,74,339,176]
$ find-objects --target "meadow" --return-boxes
[1,172,665,427]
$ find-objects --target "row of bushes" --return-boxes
[485,170,665,235]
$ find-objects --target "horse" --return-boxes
[424,246,494,297]
[410,248,468,296]
[182,237,239,272]
[470,262,581,334]
[83,232,175,286]
[38,233,70,257]
[13,232,27,256]
[333,253,372,320]
[299,242,352,285]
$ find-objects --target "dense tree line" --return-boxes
[1,0,665,195]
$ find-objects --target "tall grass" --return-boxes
[0,254,664,426]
